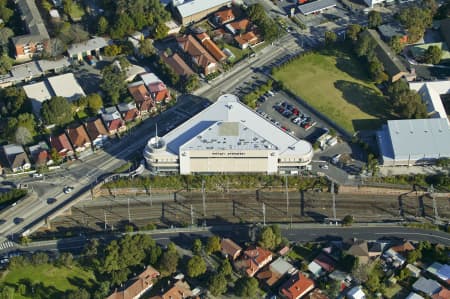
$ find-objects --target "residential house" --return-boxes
[257,257,295,287]
[382,248,406,268]
[215,8,235,25]
[426,262,450,283]
[377,23,408,44]
[101,107,126,135]
[196,32,227,62]
[346,240,370,264]
[149,279,193,299]
[412,277,442,297]
[160,52,195,77]
[49,133,74,159]
[406,293,425,299]
[279,272,315,299]
[174,0,232,26]
[2,144,31,172]
[304,289,329,299]
[363,29,414,82]
[165,20,182,36]
[84,118,109,149]
[12,0,50,59]
[117,102,141,122]
[237,246,273,277]
[141,73,171,102]
[406,264,422,278]
[176,35,218,75]
[347,286,366,299]
[368,241,386,257]
[220,238,242,260]
[128,83,155,114]
[28,141,53,167]
[432,288,450,299]
[67,37,108,61]
[234,31,259,49]
[226,19,250,35]
[308,253,336,277]
[389,241,415,254]
[107,266,160,299]
[66,124,92,154]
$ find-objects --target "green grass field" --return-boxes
[273,45,394,133]
[1,264,96,299]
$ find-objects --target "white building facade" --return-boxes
[144,94,313,174]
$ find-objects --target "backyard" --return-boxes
[273,44,394,133]
[1,263,96,299]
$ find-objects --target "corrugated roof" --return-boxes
[11,0,49,45]
[67,37,108,57]
[176,0,231,18]
[298,0,337,15]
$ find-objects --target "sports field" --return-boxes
[1,263,96,298]
[273,46,393,133]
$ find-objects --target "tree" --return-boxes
[258,226,277,249]
[159,250,179,275]
[208,273,228,296]
[355,33,377,58]
[138,38,154,57]
[41,96,73,126]
[0,54,13,75]
[97,16,109,35]
[153,23,169,40]
[57,252,74,268]
[423,45,442,64]
[101,64,127,104]
[322,279,341,298]
[15,126,33,145]
[368,10,382,28]
[352,262,369,283]
[31,252,49,265]
[186,255,207,278]
[50,148,62,164]
[435,157,450,168]
[86,93,103,114]
[368,57,388,83]
[406,249,422,264]
[389,36,405,54]
[104,45,122,57]
[342,215,354,226]
[63,0,73,16]
[325,31,337,44]
[63,288,90,299]
[347,24,362,41]
[0,0,14,23]
[392,90,427,119]
[399,6,433,42]
[205,236,221,255]
[235,277,260,298]
[192,239,202,255]
[0,27,13,47]
[219,258,232,277]
[111,13,134,39]
[184,75,199,93]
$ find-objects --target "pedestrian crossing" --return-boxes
[0,241,15,250]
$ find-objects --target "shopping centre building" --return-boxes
[143,94,313,174]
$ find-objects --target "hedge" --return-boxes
[0,188,28,207]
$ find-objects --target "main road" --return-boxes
[4,225,450,255]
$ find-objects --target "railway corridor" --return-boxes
[48,191,450,232]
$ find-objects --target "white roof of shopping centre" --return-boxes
[176,0,231,18]
[160,94,312,156]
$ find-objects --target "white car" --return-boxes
[63,186,74,194]
[32,173,43,178]
[319,164,329,169]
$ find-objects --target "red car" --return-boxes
[281,126,288,131]
[292,108,300,116]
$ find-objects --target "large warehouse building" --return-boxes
[376,118,450,166]
[144,94,313,174]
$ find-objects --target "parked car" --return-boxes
[86,55,96,66]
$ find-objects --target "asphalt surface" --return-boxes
[3,226,449,257]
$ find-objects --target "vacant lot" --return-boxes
[2,263,96,299]
[273,45,393,133]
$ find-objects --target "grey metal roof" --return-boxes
[377,24,406,40]
[157,94,312,158]
[181,121,278,151]
[67,37,108,57]
[379,119,450,162]
[11,0,49,45]
[269,258,294,276]
[412,277,441,296]
[176,0,231,18]
[298,0,337,15]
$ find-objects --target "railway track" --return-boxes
[48,191,450,232]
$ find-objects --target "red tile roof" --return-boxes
[108,119,124,131]
[122,108,140,122]
[160,52,195,77]
[150,280,192,299]
[177,35,217,74]
[199,33,227,62]
[390,241,415,253]
[34,150,49,166]
[304,289,329,299]
[49,133,73,155]
[235,31,258,47]
[221,238,242,260]
[107,266,160,299]
[432,288,450,299]
[215,8,235,24]
[242,247,273,277]
[280,272,315,299]
[128,84,152,103]
[229,19,250,32]
[85,118,109,140]
[66,125,91,149]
